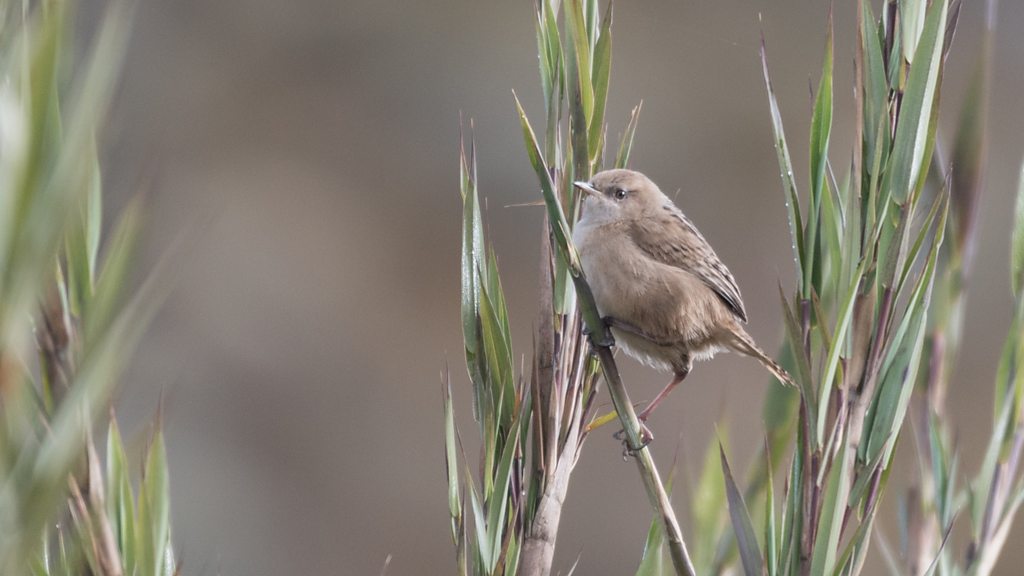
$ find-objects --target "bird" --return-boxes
[572,169,794,431]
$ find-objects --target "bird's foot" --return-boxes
[583,317,615,348]
[615,419,654,459]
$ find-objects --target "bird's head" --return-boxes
[574,169,665,224]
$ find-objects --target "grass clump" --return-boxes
[0,2,177,574]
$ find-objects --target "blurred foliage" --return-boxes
[0,2,175,575]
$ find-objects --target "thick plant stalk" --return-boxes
[521,428,581,575]
[520,230,585,576]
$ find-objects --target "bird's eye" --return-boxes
[614,188,627,200]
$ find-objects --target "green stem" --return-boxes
[593,344,696,576]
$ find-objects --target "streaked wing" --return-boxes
[629,204,748,323]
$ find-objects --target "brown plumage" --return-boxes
[572,169,793,422]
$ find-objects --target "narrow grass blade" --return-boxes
[85,200,141,347]
[901,0,927,64]
[635,512,666,576]
[720,443,764,576]
[778,286,817,438]
[692,432,727,571]
[136,430,170,576]
[763,440,778,576]
[467,475,492,570]
[810,434,852,576]
[566,0,594,126]
[637,464,676,576]
[864,199,947,464]
[1012,160,1024,297]
[806,12,833,294]
[860,0,890,184]
[485,420,520,573]
[444,373,462,541]
[761,39,805,291]
[513,92,583,278]
[106,418,136,573]
[615,102,642,169]
[459,122,486,412]
[479,273,514,428]
[887,0,948,204]
[588,3,612,164]
[817,256,867,444]
[833,501,880,576]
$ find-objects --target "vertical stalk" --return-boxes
[593,345,696,576]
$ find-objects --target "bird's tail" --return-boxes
[726,327,796,388]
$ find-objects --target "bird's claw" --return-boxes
[583,321,615,348]
[616,420,654,459]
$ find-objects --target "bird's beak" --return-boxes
[573,181,602,199]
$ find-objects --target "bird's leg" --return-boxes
[602,316,678,347]
[637,367,690,421]
[608,360,689,453]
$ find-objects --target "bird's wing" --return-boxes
[629,204,748,323]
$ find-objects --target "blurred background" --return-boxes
[95,0,1024,574]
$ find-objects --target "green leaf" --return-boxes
[85,199,142,347]
[720,444,763,576]
[778,286,816,440]
[900,0,927,64]
[763,441,778,576]
[817,256,867,444]
[588,3,612,165]
[806,14,833,295]
[484,418,519,573]
[458,124,486,417]
[479,264,514,428]
[514,93,582,277]
[863,198,946,464]
[860,0,890,186]
[566,0,595,128]
[887,0,948,204]
[64,145,102,317]
[467,475,492,570]
[535,0,563,162]
[1012,160,1024,297]
[692,433,727,571]
[761,40,805,293]
[138,430,170,576]
[896,190,945,298]
[615,102,642,169]
[106,418,136,573]
[443,373,462,541]
[810,434,851,576]
[820,163,845,300]
[637,465,677,576]
[832,501,880,576]
[635,512,666,576]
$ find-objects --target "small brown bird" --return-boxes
[572,169,793,425]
